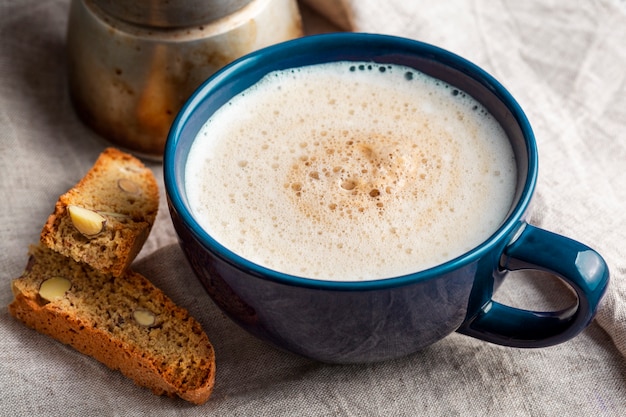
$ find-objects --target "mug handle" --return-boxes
[457,223,609,348]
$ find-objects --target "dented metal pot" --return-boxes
[67,0,303,158]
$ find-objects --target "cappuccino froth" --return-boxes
[186,62,517,280]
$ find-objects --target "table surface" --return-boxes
[1,1,625,416]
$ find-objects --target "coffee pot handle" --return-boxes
[457,223,609,347]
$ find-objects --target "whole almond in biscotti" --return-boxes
[40,148,159,277]
[67,205,107,237]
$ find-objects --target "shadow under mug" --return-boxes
[164,33,610,364]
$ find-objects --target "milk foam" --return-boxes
[185,62,517,281]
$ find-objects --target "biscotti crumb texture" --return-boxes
[8,245,216,405]
[40,148,159,277]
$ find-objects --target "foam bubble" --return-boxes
[186,61,517,281]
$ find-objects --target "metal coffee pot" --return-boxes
[67,0,303,158]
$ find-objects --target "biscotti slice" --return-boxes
[8,244,215,405]
[41,147,159,277]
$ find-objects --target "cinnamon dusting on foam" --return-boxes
[186,62,517,281]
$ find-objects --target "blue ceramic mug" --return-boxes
[164,33,609,363]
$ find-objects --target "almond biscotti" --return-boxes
[40,148,158,277]
[8,244,215,405]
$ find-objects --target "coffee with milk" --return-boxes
[185,61,517,281]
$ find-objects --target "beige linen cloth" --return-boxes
[1,0,625,415]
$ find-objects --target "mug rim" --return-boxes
[164,32,538,291]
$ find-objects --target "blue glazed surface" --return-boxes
[164,33,609,363]
[457,223,609,347]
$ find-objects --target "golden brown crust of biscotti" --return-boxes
[40,148,159,277]
[8,245,215,405]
